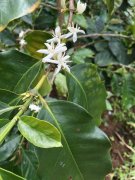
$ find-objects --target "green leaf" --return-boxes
[24,31,51,60]
[66,64,107,125]
[37,100,111,180]
[128,0,135,6]
[54,73,68,97]
[18,116,62,148]
[0,0,40,32]
[19,148,40,180]
[71,48,94,64]
[73,15,88,29]
[0,168,25,180]
[103,0,114,15]
[0,119,17,144]
[14,61,42,94]
[112,72,135,109]
[95,50,117,66]
[0,135,21,162]
[0,101,19,116]
[114,0,123,11]
[0,50,37,92]
[0,89,18,104]
[109,40,129,65]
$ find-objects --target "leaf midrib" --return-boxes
[47,103,84,180]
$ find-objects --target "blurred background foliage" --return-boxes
[0,0,135,179]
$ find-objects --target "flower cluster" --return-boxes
[19,30,27,48]
[37,24,85,76]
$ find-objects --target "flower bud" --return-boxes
[77,0,87,14]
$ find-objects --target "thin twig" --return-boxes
[68,0,75,26]
[115,132,135,153]
[57,0,64,28]
[78,33,135,40]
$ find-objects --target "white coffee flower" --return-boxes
[29,104,41,113]
[47,26,68,43]
[19,30,25,38]
[43,53,71,75]
[77,0,87,14]
[37,42,67,60]
[67,24,85,42]
[19,39,27,47]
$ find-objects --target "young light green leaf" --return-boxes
[0,168,25,180]
[55,73,68,97]
[18,116,62,148]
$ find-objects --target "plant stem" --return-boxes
[68,0,75,26]
[57,0,64,28]
[78,33,135,40]
[13,97,33,122]
[34,74,47,91]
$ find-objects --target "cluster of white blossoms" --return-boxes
[37,24,85,76]
[19,30,27,48]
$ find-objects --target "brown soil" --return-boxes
[100,112,135,180]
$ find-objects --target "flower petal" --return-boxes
[37,49,49,54]
[73,33,77,43]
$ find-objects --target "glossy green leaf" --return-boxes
[18,116,62,148]
[71,48,94,64]
[24,31,51,59]
[0,0,40,32]
[66,64,107,125]
[0,168,25,180]
[20,148,40,180]
[0,50,37,92]
[37,100,111,180]
[14,61,42,94]
[0,89,18,104]
[0,135,21,162]
[0,101,19,116]
[0,119,17,144]
[73,15,88,29]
